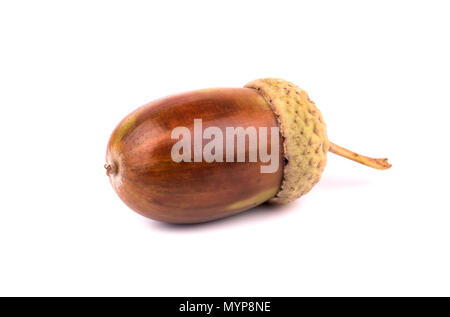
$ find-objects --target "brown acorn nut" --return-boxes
[105,78,391,224]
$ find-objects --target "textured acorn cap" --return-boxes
[245,78,329,204]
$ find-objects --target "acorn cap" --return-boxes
[245,78,329,204]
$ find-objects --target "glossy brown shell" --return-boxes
[106,88,283,223]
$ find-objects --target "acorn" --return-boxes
[105,78,391,224]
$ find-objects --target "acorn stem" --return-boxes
[329,142,392,170]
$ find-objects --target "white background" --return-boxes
[1,1,449,296]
